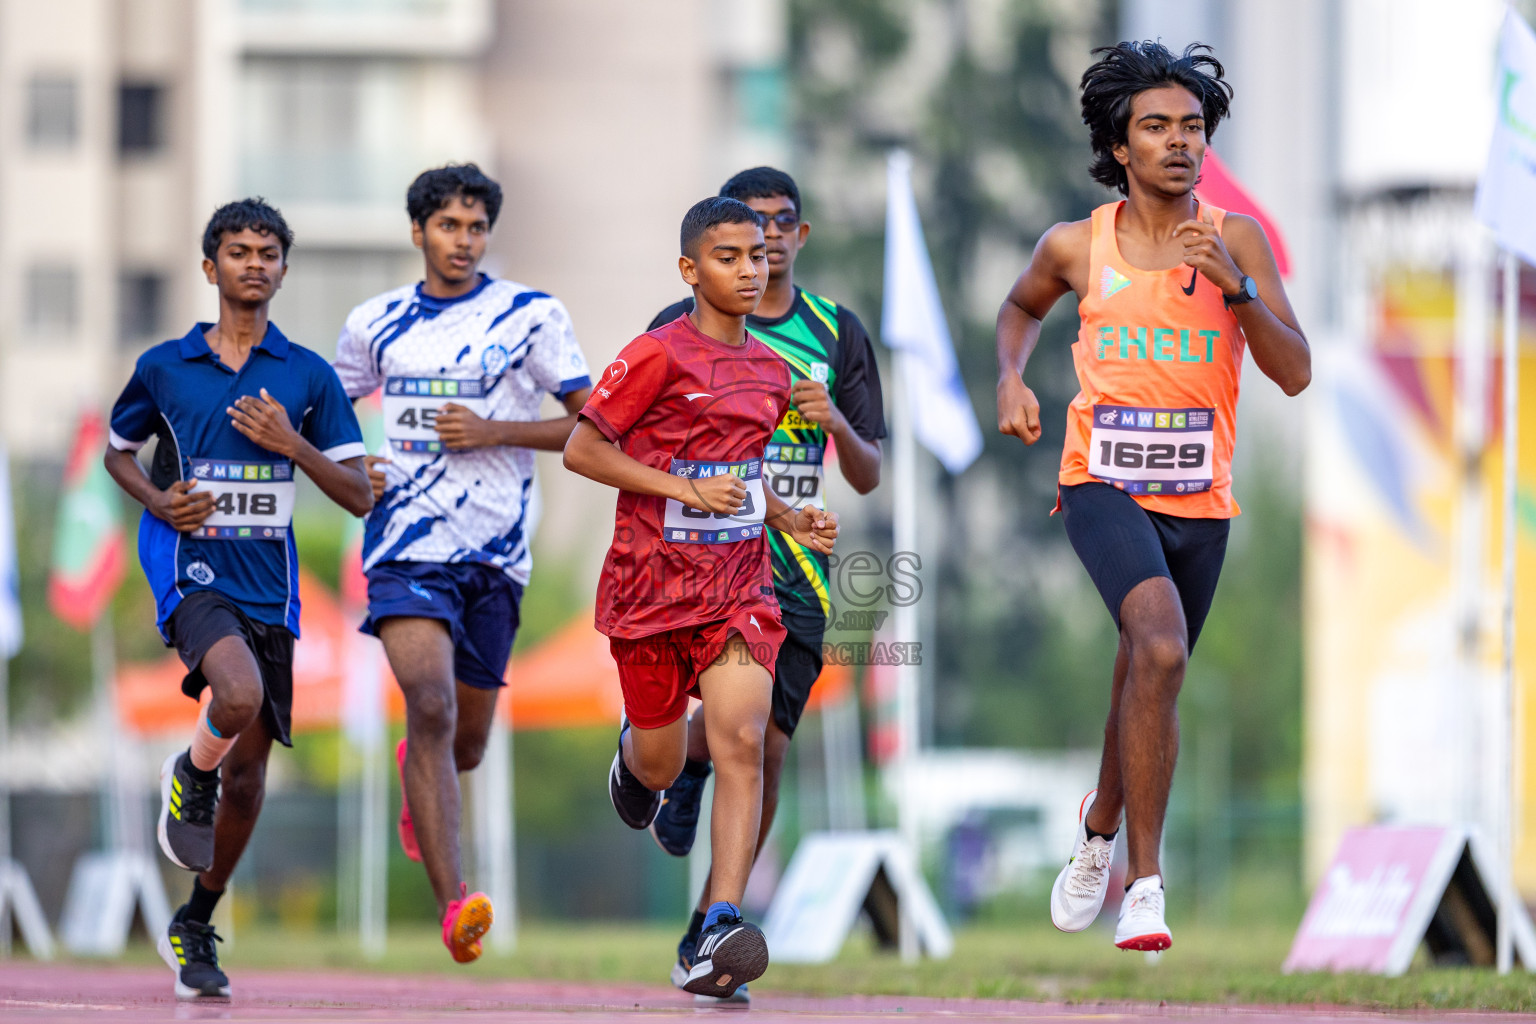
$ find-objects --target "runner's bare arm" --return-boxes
[434,386,594,452]
[996,221,1087,446]
[103,445,216,532]
[1176,211,1310,396]
[228,389,373,516]
[562,418,746,515]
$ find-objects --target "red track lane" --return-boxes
[0,964,1528,1023]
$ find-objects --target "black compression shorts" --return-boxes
[1059,481,1230,652]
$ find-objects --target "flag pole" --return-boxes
[1498,250,1520,975]
[890,351,920,964]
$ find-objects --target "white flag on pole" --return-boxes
[0,443,22,660]
[1475,8,1536,264]
[882,150,983,475]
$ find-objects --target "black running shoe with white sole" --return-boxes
[651,760,709,857]
[158,911,230,999]
[608,737,660,830]
[158,750,218,872]
[683,916,768,999]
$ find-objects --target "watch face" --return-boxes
[1244,276,1258,299]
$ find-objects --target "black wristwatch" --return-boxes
[1223,275,1258,307]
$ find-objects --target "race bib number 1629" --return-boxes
[1087,405,1214,496]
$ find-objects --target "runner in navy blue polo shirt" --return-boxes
[104,199,372,1000]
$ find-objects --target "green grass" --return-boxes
[94,919,1536,1012]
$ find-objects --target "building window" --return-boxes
[119,83,166,155]
[119,272,166,343]
[27,76,78,147]
[26,266,78,334]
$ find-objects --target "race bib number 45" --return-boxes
[384,376,490,453]
[664,458,767,545]
[189,459,295,540]
[1087,405,1214,495]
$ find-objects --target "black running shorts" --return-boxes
[771,627,825,738]
[165,590,295,747]
[1058,481,1230,652]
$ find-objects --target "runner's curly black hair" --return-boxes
[406,163,503,228]
[1080,41,1233,195]
[202,198,293,260]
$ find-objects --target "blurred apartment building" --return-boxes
[0,0,788,461]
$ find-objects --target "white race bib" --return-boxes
[663,458,767,545]
[188,459,296,540]
[763,441,825,512]
[1087,405,1215,496]
[383,376,491,453]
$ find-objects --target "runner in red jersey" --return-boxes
[564,197,838,999]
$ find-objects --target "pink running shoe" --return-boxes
[442,884,493,963]
[396,738,421,862]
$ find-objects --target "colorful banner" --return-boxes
[1304,265,1536,893]
[48,412,126,632]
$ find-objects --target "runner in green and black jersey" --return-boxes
[644,166,886,1004]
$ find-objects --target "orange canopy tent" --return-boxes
[116,570,852,736]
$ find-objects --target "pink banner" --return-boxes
[1285,826,1457,974]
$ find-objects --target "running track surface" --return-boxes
[0,965,1530,1024]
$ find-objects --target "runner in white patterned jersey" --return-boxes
[332,164,592,964]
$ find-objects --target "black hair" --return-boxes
[201,198,293,260]
[406,163,504,228]
[1080,41,1233,195]
[719,166,801,215]
[680,196,763,258]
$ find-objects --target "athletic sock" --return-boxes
[184,878,224,924]
[185,756,219,785]
[703,900,741,931]
[681,758,710,778]
[188,709,236,774]
[1085,824,1118,844]
[685,908,707,942]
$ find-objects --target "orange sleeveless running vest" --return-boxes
[1058,200,1246,518]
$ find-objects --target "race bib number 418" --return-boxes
[664,458,767,545]
[1087,405,1214,495]
[189,458,296,540]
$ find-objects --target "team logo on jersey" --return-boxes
[186,561,215,585]
[1100,266,1132,300]
[596,358,628,398]
[809,361,830,384]
[481,343,511,376]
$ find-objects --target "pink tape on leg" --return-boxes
[188,706,237,772]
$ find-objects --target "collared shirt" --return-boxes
[109,322,367,636]
[332,275,592,586]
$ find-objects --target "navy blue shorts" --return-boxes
[1058,482,1230,652]
[361,561,523,690]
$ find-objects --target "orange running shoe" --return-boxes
[396,738,421,862]
[441,884,493,963]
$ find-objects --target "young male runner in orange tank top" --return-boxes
[995,41,1310,951]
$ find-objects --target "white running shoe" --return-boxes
[1050,790,1116,932]
[1115,874,1172,951]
